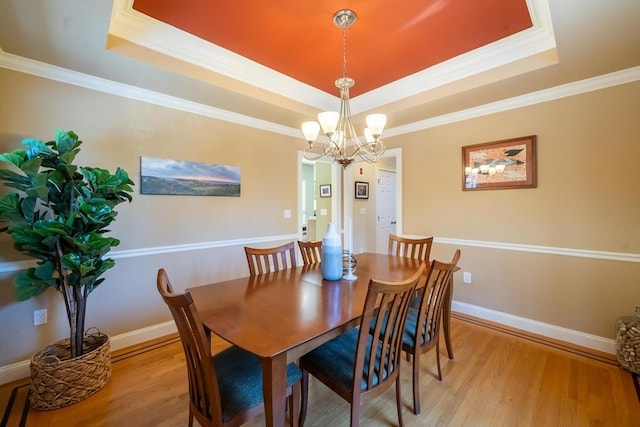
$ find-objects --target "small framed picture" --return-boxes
[319,184,331,198]
[355,181,369,199]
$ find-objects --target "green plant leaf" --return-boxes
[0,194,23,223]
[0,167,29,185]
[21,138,54,157]
[33,261,59,289]
[20,156,43,178]
[14,269,49,301]
[55,129,80,155]
[0,150,27,168]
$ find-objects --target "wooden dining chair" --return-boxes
[402,250,460,415]
[298,263,426,427]
[156,268,302,427]
[388,234,433,261]
[244,241,297,275]
[388,234,438,350]
[297,240,322,265]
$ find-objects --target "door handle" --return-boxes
[391,221,397,225]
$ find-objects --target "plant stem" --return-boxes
[56,239,80,357]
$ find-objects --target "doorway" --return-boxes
[298,154,340,243]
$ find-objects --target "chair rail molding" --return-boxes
[1,235,637,274]
[435,237,639,263]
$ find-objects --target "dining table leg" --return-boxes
[443,276,455,359]
[262,354,288,427]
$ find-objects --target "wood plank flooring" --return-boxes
[2,315,638,427]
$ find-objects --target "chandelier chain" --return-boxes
[342,27,348,79]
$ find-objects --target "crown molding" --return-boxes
[109,0,558,116]
[352,0,558,114]
[0,48,301,139]
[108,0,337,113]
[384,66,640,137]
[1,46,638,141]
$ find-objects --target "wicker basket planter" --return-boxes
[29,331,111,410]
[615,316,640,374]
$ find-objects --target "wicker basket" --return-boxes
[615,316,640,374]
[29,330,111,410]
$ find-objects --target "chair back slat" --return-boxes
[244,241,297,275]
[356,263,426,395]
[388,234,433,261]
[298,240,322,265]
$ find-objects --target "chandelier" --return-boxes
[301,9,387,168]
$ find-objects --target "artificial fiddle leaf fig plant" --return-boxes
[0,129,134,358]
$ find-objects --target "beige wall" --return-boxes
[350,161,379,253]
[394,82,640,339]
[0,69,300,365]
[0,68,639,369]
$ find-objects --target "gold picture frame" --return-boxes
[462,135,537,191]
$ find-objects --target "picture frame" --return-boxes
[462,135,537,191]
[319,184,331,198]
[140,157,241,196]
[355,181,369,199]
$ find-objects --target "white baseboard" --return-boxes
[0,321,177,386]
[1,304,616,385]
[452,300,616,354]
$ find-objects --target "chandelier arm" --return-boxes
[303,145,329,161]
[349,141,386,161]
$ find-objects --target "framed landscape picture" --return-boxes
[462,135,537,191]
[140,157,240,196]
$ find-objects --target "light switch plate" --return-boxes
[34,309,47,325]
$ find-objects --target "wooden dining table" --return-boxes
[187,252,430,427]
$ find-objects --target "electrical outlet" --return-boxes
[463,272,472,284]
[34,309,47,326]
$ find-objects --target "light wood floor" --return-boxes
[2,315,638,427]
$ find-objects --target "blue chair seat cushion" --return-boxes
[370,308,433,348]
[402,307,434,348]
[301,328,388,392]
[214,345,301,421]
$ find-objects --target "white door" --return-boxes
[376,170,397,253]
